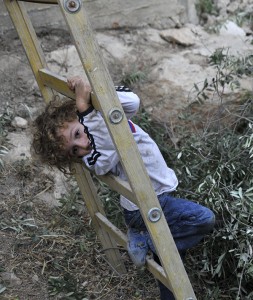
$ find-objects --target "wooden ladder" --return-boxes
[4,1,196,299]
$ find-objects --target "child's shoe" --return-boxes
[127,228,149,267]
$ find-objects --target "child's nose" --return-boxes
[76,139,90,149]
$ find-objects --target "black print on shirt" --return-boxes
[115,86,132,92]
[78,116,101,166]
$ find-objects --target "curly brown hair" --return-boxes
[32,97,79,174]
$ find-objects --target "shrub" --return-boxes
[132,48,253,299]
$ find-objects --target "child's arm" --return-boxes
[67,76,91,113]
[67,76,140,118]
[67,77,140,176]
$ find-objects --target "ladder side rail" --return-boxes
[4,0,126,274]
[58,2,196,299]
[4,0,55,103]
[73,164,127,273]
[18,0,58,3]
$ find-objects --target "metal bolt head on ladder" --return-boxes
[64,0,81,13]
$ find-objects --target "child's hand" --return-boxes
[67,76,91,113]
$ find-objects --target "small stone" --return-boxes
[219,21,246,37]
[11,116,28,129]
[1,272,22,286]
[32,274,39,282]
[160,27,196,47]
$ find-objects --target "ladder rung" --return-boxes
[95,212,127,246]
[39,68,100,110]
[97,174,136,205]
[95,212,172,290]
[39,68,75,99]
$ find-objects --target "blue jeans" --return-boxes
[123,193,215,300]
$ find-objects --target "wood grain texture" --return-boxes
[3,0,55,103]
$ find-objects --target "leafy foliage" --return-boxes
[158,49,253,300]
[120,69,147,87]
[195,0,219,20]
[132,49,253,299]
[48,274,88,299]
[172,102,253,299]
[193,48,253,104]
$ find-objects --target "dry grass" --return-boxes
[0,160,160,300]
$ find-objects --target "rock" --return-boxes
[11,116,28,129]
[227,2,240,14]
[96,32,134,61]
[160,27,196,46]
[15,104,33,119]
[46,45,87,79]
[219,20,246,37]
[4,132,31,162]
[1,272,22,286]
[141,28,168,45]
[32,274,39,283]
[216,0,230,15]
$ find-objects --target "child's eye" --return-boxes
[75,129,80,138]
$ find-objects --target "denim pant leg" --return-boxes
[124,193,215,300]
[124,208,178,300]
[157,193,215,254]
[124,193,215,253]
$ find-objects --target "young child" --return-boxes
[32,76,215,300]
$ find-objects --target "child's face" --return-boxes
[59,119,92,158]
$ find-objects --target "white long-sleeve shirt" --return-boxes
[77,87,178,211]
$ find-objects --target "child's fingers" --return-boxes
[67,78,76,91]
[67,77,90,94]
[67,78,72,88]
